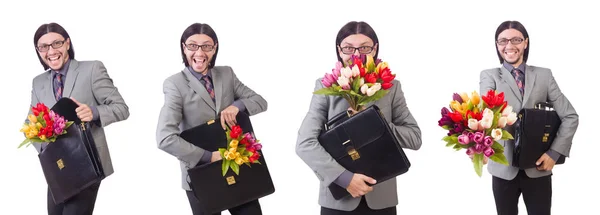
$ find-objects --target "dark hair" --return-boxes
[495,20,530,64]
[33,23,75,70]
[335,21,379,63]
[180,23,219,68]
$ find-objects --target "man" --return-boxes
[28,22,130,215]
[479,20,578,215]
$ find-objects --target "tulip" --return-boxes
[332,61,342,77]
[321,73,336,87]
[473,132,484,144]
[337,76,351,90]
[497,117,507,128]
[468,119,480,131]
[506,112,518,125]
[235,157,244,165]
[470,91,480,105]
[27,115,37,123]
[502,105,513,117]
[452,93,463,103]
[480,117,493,129]
[341,67,353,79]
[484,147,495,157]
[483,136,493,147]
[229,139,239,148]
[459,92,469,104]
[491,128,503,141]
[475,143,486,153]
[482,108,494,120]
[360,84,369,94]
[351,65,360,77]
[466,147,475,155]
[366,83,381,96]
[458,133,471,145]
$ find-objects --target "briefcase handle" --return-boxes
[534,102,554,111]
[324,110,353,131]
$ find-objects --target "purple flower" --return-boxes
[332,61,342,77]
[458,132,471,145]
[253,143,262,151]
[52,112,67,135]
[453,93,463,103]
[484,147,495,157]
[473,132,484,144]
[483,136,493,147]
[466,147,475,156]
[321,73,336,87]
[474,143,486,153]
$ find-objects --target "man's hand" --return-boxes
[220,105,239,130]
[347,106,366,115]
[346,173,376,198]
[211,151,222,163]
[71,98,93,122]
[536,153,556,171]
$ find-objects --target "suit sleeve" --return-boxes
[546,70,578,157]
[296,79,348,186]
[230,67,268,115]
[389,80,422,150]
[90,61,130,127]
[156,79,208,168]
[480,70,497,94]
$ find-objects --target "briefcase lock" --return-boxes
[207,119,215,125]
[226,176,236,185]
[57,159,65,170]
[348,149,360,160]
[542,133,549,142]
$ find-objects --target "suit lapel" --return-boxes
[42,72,55,105]
[183,68,216,111]
[499,66,522,103]
[62,60,80,99]
[522,66,536,107]
[212,68,224,112]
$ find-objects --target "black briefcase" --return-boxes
[513,102,565,169]
[181,112,275,214]
[38,98,104,204]
[318,105,411,200]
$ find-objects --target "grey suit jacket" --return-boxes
[28,60,130,177]
[480,65,578,180]
[296,78,422,211]
[156,66,268,191]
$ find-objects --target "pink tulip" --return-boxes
[321,73,336,87]
[332,61,342,77]
[458,133,471,145]
[484,147,495,157]
[483,136,493,147]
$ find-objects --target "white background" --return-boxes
[1,0,597,214]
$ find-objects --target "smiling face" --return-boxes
[36,32,71,71]
[182,34,217,75]
[337,33,378,65]
[496,28,528,67]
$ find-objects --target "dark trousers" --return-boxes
[48,182,101,215]
[493,170,552,215]
[186,191,262,215]
[321,197,396,215]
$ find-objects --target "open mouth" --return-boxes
[48,55,61,62]
[504,50,518,58]
[193,58,207,64]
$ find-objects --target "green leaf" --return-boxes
[351,77,361,92]
[473,153,483,177]
[501,130,514,140]
[491,141,504,153]
[222,160,229,176]
[441,125,452,130]
[358,90,388,106]
[254,160,262,165]
[489,152,509,166]
[445,142,455,147]
[230,161,240,175]
[18,139,31,148]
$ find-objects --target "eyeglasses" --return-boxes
[339,46,374,55]
[496,37,524,46]
[184,43,215,52]
[36,40,66,52]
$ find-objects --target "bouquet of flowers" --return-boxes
[19,103,74,148]
[313,55,395,111]
[438,90,517,176]
[219,125,262,176]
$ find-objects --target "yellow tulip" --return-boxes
[450,100,468,115]
[450,101,461,111]
[228,147,237,154]
[40,135,47,141]
[242,156,249,163]
[376,61,389,72]
[224,151,236,160]
[20,124,30,133]
[28,115,37,123]
[235,157,244,165]
[36,122,43,129]
[229,139,239,148]
[459,92,469,103]
[470,91,480,105]
[366,55,374,67]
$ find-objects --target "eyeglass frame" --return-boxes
[338,44,377,55]
[496,37,525,46]
[36,40,67,52]
[183,43,216,52]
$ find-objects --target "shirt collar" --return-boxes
[188,66,212,81]
[502,61,526,74]
[52,59,71,77]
